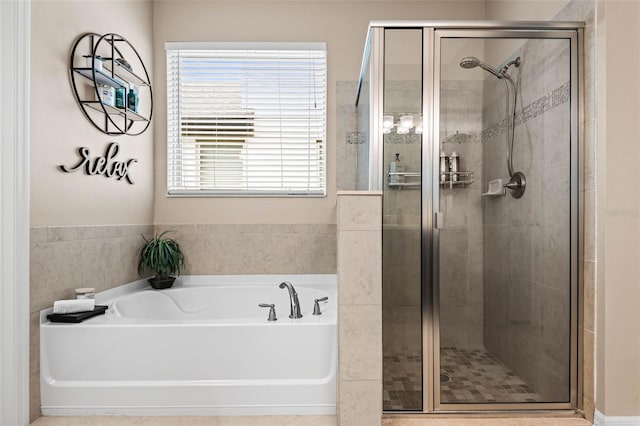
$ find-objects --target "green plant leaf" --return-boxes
[138,231,185,279]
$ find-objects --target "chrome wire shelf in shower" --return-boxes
[387,171,421,190]
[386,171,474,189]
[440,171,473,188]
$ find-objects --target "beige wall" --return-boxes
[31,0,154,226]
[485,0,570,20]
[596,0,640,417]
[484,0,570,67]
[152,0,486,225]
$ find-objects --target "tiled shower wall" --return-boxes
[439,80,484,350]
[481,38,572,401]
[381,81,422,362]
[338,78,485,355]
[553,0,596,419]
[336,81,362,192]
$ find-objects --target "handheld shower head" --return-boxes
[459,56,502,78]
[459,56,480,69]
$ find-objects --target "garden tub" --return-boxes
[40,274,337,416]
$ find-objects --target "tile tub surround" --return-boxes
[154,224,336,275]
[337,192,382,426]
[29,224,154,422]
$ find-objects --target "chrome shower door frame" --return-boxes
[429,26,582,413]
[361,21,585,415]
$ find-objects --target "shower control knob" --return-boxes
[313,297,329,315]
[503,171,526,199]
[259,303,278,321]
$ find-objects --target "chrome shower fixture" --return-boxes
[459,56,503,78]
[459,55,525,198]
[458,56,521,79]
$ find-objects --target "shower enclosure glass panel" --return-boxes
[355,51,371,190]
[356,22,581,413]
[382,28,423,411]
[437,35,573,406]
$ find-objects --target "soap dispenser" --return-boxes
[389,153,405,184]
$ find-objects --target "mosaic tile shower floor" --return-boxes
[383,347,543,410]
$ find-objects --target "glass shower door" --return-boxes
[382,28,423,411]
[435,32,576,408]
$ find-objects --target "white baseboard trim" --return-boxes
[595,410,640,426]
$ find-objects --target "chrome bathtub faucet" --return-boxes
[258,303,278,321]
[313,297,329,315]
[279,281,303,319]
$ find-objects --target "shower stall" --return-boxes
[354,21,583,412]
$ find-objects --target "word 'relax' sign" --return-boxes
[60,142,138,184]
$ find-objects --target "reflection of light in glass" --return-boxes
[382,113,422,134]
[415,114,423,134]
[399,115,414,129]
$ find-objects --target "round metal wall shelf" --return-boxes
[69,32,153,136]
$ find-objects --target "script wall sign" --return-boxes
[60,142,138,184]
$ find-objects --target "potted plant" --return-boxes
[138,231,185,289]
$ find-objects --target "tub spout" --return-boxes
[279,281,303,319]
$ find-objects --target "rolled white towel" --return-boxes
[52,299,95,315]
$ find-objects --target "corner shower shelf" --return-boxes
[387,171,421,190]
[440,171,474,188]
[386,171,474,189]
[388,182,421,189]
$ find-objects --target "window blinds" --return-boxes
[166,43,327,196]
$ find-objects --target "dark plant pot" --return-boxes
[148,276,176,289]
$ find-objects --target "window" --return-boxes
[166,42,327,196]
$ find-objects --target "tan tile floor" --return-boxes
[30,414,592,426]
[382,416,591,426]
[384,347,547,410]
[440,348,543,403]
[30,416,337,426]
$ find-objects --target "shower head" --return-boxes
[459,56,480,69]
[459,56,503,78]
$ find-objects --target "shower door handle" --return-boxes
[434,211,443,229]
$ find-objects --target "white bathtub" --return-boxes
[40,274,337,416]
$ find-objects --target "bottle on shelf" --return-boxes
[440,152,448,183]
[97,85,115,107]
[127,84,139,112]
[449,151,460,182]
[389,153,405,184]
[115,87,126,109]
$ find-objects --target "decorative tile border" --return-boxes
[441,131,482,145]
[346,131,367,145]
[482,81,570,141]
[383,132,421,145]
[345,82,570,147]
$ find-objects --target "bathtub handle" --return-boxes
[258,303,278,322]
[313,297,329,316]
